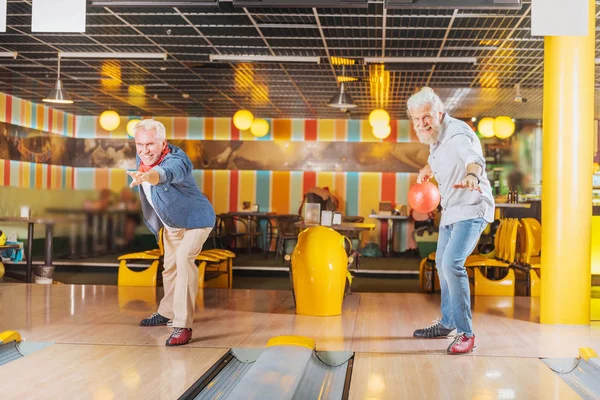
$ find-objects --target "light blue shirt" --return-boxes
[429,114,495,227]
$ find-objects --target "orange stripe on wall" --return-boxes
[203,170,214,203]
[95,169,110,189]
[66,167,74,189]
[35,164,43,189]
[335,120,347,141]
[273,119,292,141]
[271,171,290,214]
[204,118,214,140]
[173,117,188,139]
[56,110,64,134]
[36,104,44,131]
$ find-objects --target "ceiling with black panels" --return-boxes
[0,0,598,120]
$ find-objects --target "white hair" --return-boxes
[406,87,445,117]
[134,119,167,141]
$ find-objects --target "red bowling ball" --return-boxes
[408,181,441,213]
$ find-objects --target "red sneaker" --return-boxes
[165,328,192,346]
[447,333,475,354]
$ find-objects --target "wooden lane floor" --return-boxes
[2,283,600,357]
[348,353,580,399]
[1,344,227,399]
[0,283,598,398]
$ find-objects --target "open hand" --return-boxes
[453,175,481,192]
[127,171,148,188]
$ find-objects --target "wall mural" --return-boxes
[1,121,430,172]
[0,121,76,166]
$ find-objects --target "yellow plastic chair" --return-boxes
[197,252,230,288]
[521,218,541,268]
[117,228,164,287]
[466,219,518,296]
[473,266,515,296]
[197,261,207,288]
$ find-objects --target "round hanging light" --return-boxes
[493,116,515,139]
[477,117,495,138]
[372,125,391,140]
[369,109,390,128]
[250,118,269,137]
[99,110,121,132]
[233,110,254,131]
[126,119,141,138]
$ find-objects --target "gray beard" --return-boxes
[417,127,440,145]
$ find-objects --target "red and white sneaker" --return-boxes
[447,333,475,354]
[165,328,192,346]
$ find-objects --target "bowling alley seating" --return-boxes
[118,228,236,288]
[515,218,542,297]
[466,218,520,296]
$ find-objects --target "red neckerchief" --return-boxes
[138,144,170,173]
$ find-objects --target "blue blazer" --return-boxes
[137,144,216,240]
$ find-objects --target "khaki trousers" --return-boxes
[157,227,211,328]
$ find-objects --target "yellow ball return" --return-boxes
[0,330,53,367]
[285,226,354,316]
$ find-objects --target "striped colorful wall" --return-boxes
[0,94,424,250]
[0,94,76,189]
[75,116,422,250]
[0,93,76,137]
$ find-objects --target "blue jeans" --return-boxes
[436,218,487,337]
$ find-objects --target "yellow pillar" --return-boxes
[540,0,595,324]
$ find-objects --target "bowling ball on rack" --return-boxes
[0,262,4,279]
[0,230,5,246]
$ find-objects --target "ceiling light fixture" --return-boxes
[0,52,18,59]
[328,65,357,109]
[209,54,321,64]
[43,55,73,104]
[59,52,168,60]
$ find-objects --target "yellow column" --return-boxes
[541,0,595,324]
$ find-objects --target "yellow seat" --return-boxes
[474,267,515,296]
[197,261,207,288]
[118,229,164,287]
[466,219,520,295]
[197,251,232,289]
[521,218,541,267]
